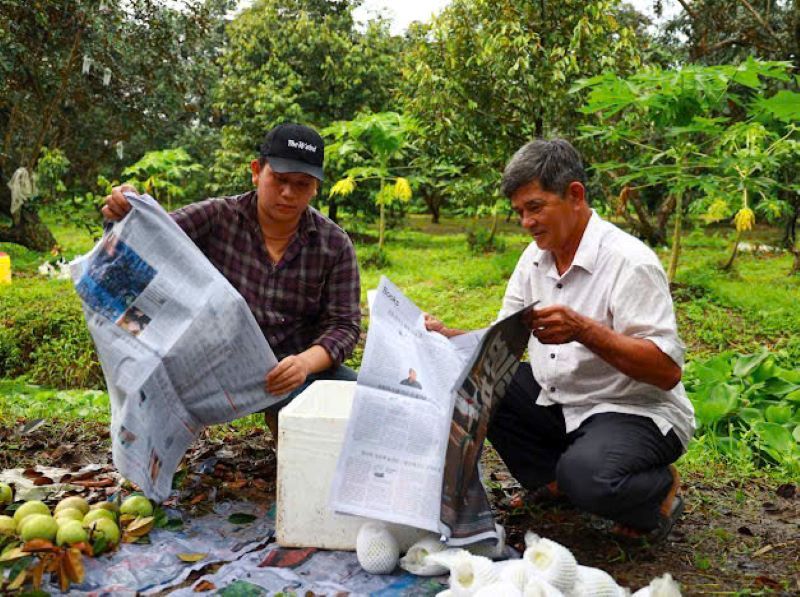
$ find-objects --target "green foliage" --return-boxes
[324,112,417,248]
[465,225,506,255]
[576,58,799,277]
[210,0,402,195]
[401,0,642,211]
[0,279,102,389]
[34,148,70,205]
[0,380,109,423]
[122,148,203,210]
[685,350,800,476]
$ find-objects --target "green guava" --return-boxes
[12,500,50,525]
[82,508,115,526]
[120,495,154,518]
[56,520,89,546]
[54,507,84,523]
[0,483,12,506]
[20,514,58,542]
[0,515,15,535]
[91,501,120,514]
[89,517,120,545]
[54,496,90,516]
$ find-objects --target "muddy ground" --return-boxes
[1,418,798,595]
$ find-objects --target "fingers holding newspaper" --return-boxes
[265,354,310,395]
[423,313,464,338]
[101,184,138,221]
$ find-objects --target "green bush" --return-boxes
[0,279,102,389]
[685,349,800,476]
[465,226,506,254]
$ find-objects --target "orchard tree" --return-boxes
[400,0,642,215]
[0,0,231,250]
[210,0,403,197]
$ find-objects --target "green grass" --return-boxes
[1,211,798,478]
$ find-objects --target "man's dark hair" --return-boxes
[500,138,587,198]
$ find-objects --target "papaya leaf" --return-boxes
[733,351,769,378]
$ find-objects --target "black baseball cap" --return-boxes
[259,123,324,181]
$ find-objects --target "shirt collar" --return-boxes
[571,210,602,275]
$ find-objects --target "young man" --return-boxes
[426,139,694,541]
[103,123,361,437]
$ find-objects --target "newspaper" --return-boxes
[330,277,531,546]
[70,193,284,501]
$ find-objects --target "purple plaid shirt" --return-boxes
[170,191,361,366]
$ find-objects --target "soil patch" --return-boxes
[1,419,797,595]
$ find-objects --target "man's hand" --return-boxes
[265,354,310,395]
[101,184,138,221]
[528,305,590,344]
[423,313,465,338]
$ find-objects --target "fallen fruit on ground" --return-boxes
[91,501,120,514]
[82,509,115,526]
[55,508,85,524]
[89,517,120,546]
[0,482,12,505]
[20,514,58,542]
[0,515,15,535]
[13,500,50,525]
[120,495,153,518]
[55,496,90,515]
[57,520,89,546]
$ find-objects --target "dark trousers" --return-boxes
[487,363,683,531]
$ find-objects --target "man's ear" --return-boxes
[567,181,586,205]
[250,159,261,186]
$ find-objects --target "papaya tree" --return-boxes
[324,112,416,250]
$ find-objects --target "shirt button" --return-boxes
[556,283,563,289]
[550,353,556,359]
[550,386,556,392]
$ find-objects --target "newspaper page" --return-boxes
[330,276,530,545]
[71,193,284,501]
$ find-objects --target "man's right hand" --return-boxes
[101,184,138,221]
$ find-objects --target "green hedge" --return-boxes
[0,278,103,389]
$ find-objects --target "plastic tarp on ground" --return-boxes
[46,501,445,595]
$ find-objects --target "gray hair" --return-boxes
[500,138,587,198]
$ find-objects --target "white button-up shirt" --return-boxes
[498,211,695,448]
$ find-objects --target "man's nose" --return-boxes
[521,213,536,228]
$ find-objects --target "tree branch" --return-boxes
[676,0,700,21]
[738,0,780,40]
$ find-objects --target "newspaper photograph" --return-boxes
[330,276,531,545]
[71,193,285,501]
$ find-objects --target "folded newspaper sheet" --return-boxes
[330,277,531,546]
[71,193,284,501]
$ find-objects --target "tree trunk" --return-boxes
[667,190,683,282]
[378,176,385,250]
[0,185,57,251]
[422,190,441,224]
[721,229,742,271]
[328,196,339,224]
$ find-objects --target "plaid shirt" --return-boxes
[171,191,361,366]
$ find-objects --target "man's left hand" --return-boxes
[528,305,590,344]
[266,355,310,395]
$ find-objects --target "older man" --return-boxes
[426,139,694,541]
[103,123,361,438]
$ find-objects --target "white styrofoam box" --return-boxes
[276,380,428,550]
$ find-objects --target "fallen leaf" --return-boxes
[8,568,26,590]
[73,478,115,488]
[753,575,781,590]
[190,492,208,505]
[64,548,85,584]
[23,467,43,478]
[178,552,208,562]
[228,512,257,524]
[33,476,54,486]
[194,580,217,592]
[753,544,774,557]
[124,516,155,538]
[22,539,58,553]
[225,479,247,490]
[737,526,754,536]
[119,513,137,528]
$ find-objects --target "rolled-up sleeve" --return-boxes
[610,263,685,367]
[311,240,361,366]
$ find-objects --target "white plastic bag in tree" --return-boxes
[82,55,92,75]
[7,167,36,221]
[103,67,112,86]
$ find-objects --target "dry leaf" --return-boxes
[120,513,137,528]
[64,548,85,584]
[33,476,54,486]
[125,516,155,537]
[22,538,59,553]
[178,552,208,563]
[31,558,45,589]
[0,547,29,562]
[225,479,247,490]
[190,492,207,505]
[194,580,216,592]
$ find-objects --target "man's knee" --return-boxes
[555,449,622,512]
